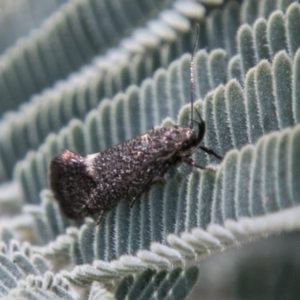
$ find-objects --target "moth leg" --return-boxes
[129,176,162,208]
[183,157,218,173]
[130,185,151,208]
[183,157,205,169]
[95,210,106,225]
[199,145,223,160]
[130,163,170,208]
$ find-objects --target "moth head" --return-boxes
[177,127,200,155]
[180,118,206,155]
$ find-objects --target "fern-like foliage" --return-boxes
[0,0,300,299]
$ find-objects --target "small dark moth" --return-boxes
[49,25,222,225]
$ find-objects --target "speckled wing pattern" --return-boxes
[87,126,193,210]
[49,125,195,221]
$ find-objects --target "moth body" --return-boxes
[49,123,205,222]
[48,24,222,224]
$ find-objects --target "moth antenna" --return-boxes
[190,24,200,129]
[194,105,202,123]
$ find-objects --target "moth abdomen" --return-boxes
[49,150,98,219]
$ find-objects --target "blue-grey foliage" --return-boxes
[0,0,300,299]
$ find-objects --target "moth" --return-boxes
[49,25,222,224]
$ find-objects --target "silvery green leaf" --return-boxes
[1,1,300,299]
